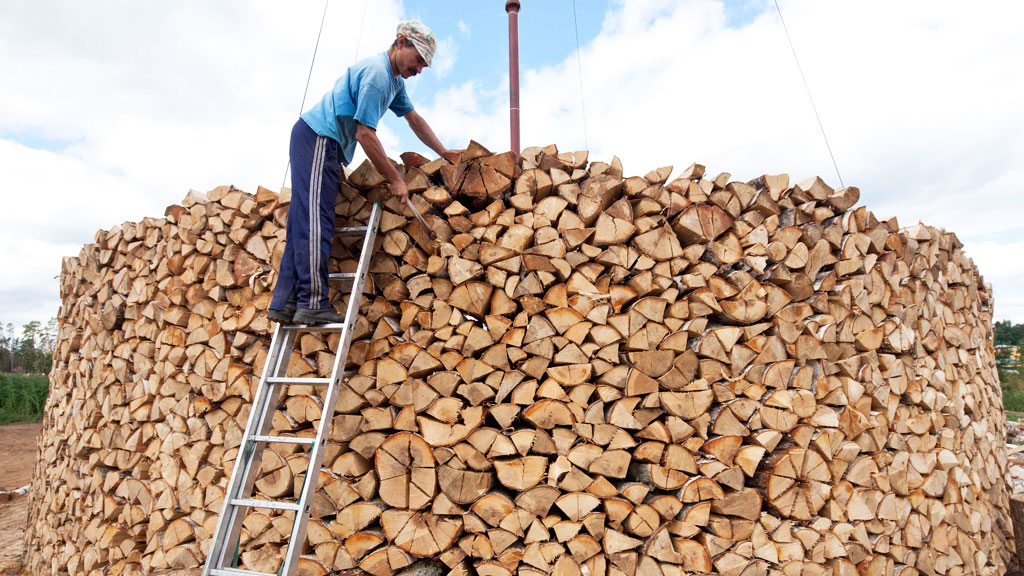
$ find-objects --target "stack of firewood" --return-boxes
[1010,420,1024,496]
[24,142,1015,576]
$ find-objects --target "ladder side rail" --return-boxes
[324,201,381,386]
[279,203,382,575]
[203,326,297,574]
[220,327,298,565]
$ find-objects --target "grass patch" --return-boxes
[0,373,49,424]
[1005,387,1024,411]
[1004,385,1024,416]
[1008,413,1021,422]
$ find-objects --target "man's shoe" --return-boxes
[267,301,296,323]
[294,307,346,325]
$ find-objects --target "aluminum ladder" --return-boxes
[203,202,382,576]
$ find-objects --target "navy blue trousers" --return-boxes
[271,119,340,312]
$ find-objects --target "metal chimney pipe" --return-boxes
[506,0,521,157]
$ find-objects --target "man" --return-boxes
[269,20,453,325]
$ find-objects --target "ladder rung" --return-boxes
[211,568,279,576]
[328,272,364,294]
[336,226,369,237]
[283,323,348,333]
[230,498,301,512]
[252,435,316,446]
[266,376,332,386]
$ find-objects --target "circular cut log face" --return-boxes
[375,432,437,510]
[438,462,493,505]
[766,448,832,520]
[381,510,461,558]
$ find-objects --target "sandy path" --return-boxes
[0,497,29,572]
[0,422,40,574]
[0,422,40,491]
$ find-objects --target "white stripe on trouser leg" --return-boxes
[315,137,328,306]
[308,138,318,309]
[313,137,325,308]
[311,136,327,309]
[309,137,326,309]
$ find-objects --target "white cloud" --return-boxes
[419,0,1024,321]
[457,20,470,38]
[431,36,458,79]
[963,241,1024,322]
[0,139,161,329]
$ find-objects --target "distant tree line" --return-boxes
[995,320,1024,347]
[0,318,57,374]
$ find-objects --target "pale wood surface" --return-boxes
[22,142,1015,576]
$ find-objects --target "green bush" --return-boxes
[1004,386,1024,414]
[0,373,49,424]
[999,367,1024,415]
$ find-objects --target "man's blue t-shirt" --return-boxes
[301,52,414,166]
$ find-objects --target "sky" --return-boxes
[1,0,1023,334]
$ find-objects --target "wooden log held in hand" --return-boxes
[25,141,1015,576]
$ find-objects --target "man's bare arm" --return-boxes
[355,122,409,203]
[404,110,447,157]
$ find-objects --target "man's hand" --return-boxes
[442,149,464,164]
[390,178,410,204]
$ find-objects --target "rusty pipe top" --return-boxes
[506,0,521,157]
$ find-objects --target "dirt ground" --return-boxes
[0,422,40,574]
[0,422,40,490]
[0,497,29,574]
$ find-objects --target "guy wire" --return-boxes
[774,0,844,188]
[571,0,590,152]
[283,0,332,191]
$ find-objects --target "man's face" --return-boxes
[396,38,428,78]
